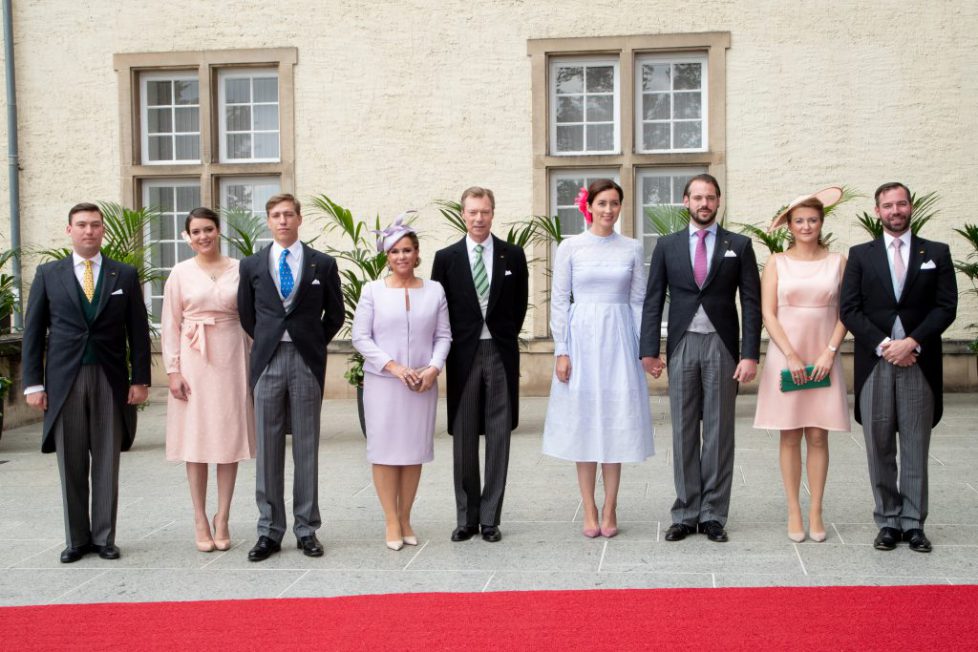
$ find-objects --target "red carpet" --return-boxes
[2,585,976,650]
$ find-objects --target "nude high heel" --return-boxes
[212,515,231,551]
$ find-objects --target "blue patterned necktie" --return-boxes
[279,249,294,299]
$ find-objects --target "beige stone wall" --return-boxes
[0,0,976,346]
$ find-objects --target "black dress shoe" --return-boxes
[248,535,281,562]
[698,520,728,542]
[873,527,901,551]
[903,528,932,553]
[481,525,502,542]
[664,523,696,541]
[95,544,121,560]
[296,534,324,557]
[451,525,479,542]
[60,544,92,563]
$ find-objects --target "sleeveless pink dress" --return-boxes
[753,252,850,432]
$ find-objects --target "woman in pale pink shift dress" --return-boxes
[754,189,850,543]
[162,207,256,552]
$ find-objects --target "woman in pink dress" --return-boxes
[162,207,256,552]
[753,188,850,543]
[352,216,451,550]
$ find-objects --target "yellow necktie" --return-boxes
[82,260,95,301]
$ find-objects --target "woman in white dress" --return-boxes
[542,179,654,538]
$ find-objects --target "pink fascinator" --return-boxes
[373,210,418,253]
[575,187,592,225]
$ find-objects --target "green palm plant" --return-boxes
[854,190,939,239]
[0,248,20,334]
[644,204,690,236]
[222,207,269,258]
[435,200,467,235]
[953,223,978,353]
[309,193,395,387]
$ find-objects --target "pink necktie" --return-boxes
[892,239,906,287]
[694,229,708,287]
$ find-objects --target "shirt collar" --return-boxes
[72,252,102,267]
[883,231,911,249]
[466,234,492,253]
[689,222,718,238]
[272,240,302,259]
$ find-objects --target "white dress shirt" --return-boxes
[270,241,303,342]
[877,231,912,354]
[686,223,717,333]
[466,235,493,340]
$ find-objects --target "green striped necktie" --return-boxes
[473,244,489,299]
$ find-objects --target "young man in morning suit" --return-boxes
[431,186,528,543]
[640,174,762,543]
[237,193,344,561]
[840,182,956,553]
[22,202,152,563]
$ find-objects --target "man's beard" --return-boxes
[689,207,717,227]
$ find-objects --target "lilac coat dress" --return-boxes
[352,279,452,464]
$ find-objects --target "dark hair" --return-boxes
[265,193,301,215]
[874,182,911,206]
[184,207,220,233]
[68,202,102,224]
[785,198,827,249]
[586,179,623,204]
[682,173,722,199]
[460,186,495,211]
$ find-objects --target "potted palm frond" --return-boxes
[953,223,978,355]
[854,190,939,239]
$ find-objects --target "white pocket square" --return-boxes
[920,260,936,270]
[111,289,124,295]
[505,270,513,276]
[311,279,321,285]
[723,250,738,258]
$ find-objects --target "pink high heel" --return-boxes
[582,526,601,538]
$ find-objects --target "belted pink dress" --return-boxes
[162,258,256,463]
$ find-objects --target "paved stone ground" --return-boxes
[1,391,976,605]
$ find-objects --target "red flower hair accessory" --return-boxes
[575,187,592,225]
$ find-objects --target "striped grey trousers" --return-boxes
[452,339,512,527]
[859,361,934,530]
[53,364,124,548]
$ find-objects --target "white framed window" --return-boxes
[635,167,707,263]
[141,73,200,164]
[218,69,280,163]
[549,58,619,156]
[550,169,622,238]
[219,176,278,258]
[635,53,708,153]
[142,179,201,322]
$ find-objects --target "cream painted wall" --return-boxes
[0,0,976,336]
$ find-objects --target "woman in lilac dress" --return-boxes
[352,216,451,551]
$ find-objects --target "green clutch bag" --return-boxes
[780,365,831,392]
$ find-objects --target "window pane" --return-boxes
[227,133,252,159]
[159,212,175,240]
[146,80,171,106]
[674,121,702,149]
[643,93,670,120]
[160,243,175,269]
[641,64,670,92]
[586,66,614,93]
[151,298,163,323]
[147,136,172,161]
[174,134,199,161]
[174,80,199,105]
[254,133,279,159]
[147,108,172,134]
[148,186,164,208]
[253,77,278,102]
[557,207,584,236]
[225,184,250,209]
[151,277,165,296]
[176,185,200,210]
[643,123,670,150]
[673,176,694,202]
[253,104,279,130]
[555,96,583,123]
[674,63,702,90]
[178,242,193,262]
[586,124,614,151]
[174,107,198,132]
[555,125,583,152]
[555,66,583,94]
[674,92,701,119]
[225,78,250,103]
[586,95,613,122]
[642,176,670,205]
[556,178,584,205]
[226,106,251,132]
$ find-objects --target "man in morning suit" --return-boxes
[22,202,152,563]
[840,182,956,553]
[431,186,528,543]
[237,193,344,561]
[639,174,761,543]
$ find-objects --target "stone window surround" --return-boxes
[527,32,730,338]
